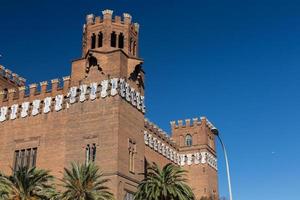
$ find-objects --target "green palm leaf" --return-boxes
[60,162,114,200]
[134,163,195,200]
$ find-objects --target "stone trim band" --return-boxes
[0,78,145,123]
[144,130,218,171]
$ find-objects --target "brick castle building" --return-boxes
[0,9,219,200]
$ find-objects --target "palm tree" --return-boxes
[0,172,10,199]
[134,163,195,200]
[61,162,114,200]
[0,166,55,200]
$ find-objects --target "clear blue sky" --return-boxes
[1,0,300,199]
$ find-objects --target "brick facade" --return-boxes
[0,9,218,200]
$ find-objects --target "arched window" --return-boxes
[91,33,96,49]
[118,33,124,48]
[110,32,117,47]
[98,32,103,47]
[185,134,192,147]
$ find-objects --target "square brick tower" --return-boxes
[70,10,146,198]
[171,118,219,199]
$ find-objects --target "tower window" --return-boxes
[133,41,137,56]
[98,32,103,47]
[13,147,37,172]
[118,33,124,48]
[91,33,96,49]
[111,32,117,47]
[185,134,193,147]
[128,139,136,173]
[129,38,133,52]
[85,143,97,165]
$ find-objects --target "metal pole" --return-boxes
[217,135,233,200]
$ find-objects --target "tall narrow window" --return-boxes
[85,143,97,165]
[129,38,133,52]
[14,151,20,171]
[118,33,124,48]
[133,41,137,56]
[185,134,193,147]
[111,32,117,47]
[128,139,136,173]
[91,143,96,162]
[91,33,96,49]
[85,144,90,165]
[13,148,38,173]
[31,148,37,167]
[98,32,103,47]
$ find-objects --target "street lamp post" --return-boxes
[212,128,233,200]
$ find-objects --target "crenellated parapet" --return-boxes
[0,76,71,104]
[85,10,138,27]
[143,118,218,170]
[144,118,177,148]
[0,65,26,86]
[0,77,145,123]
[170,116,218,133]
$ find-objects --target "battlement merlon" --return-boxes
[0,65,26,87]
[85,10,139,30]
[170,116,218,134]
[0,76,71,105]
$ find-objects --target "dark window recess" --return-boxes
[133,41,137,56]
[91,33,96,49]
[13,148,37,172]
[111,32,117,47]
[98,32,103,47]
[85,143,97,164]
[185,134,193,147]
[118,33,124,48]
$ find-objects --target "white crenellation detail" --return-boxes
[125,83,130,102]
[143,131,217,170]
[0,106,8,122]
[131,88,136,106]
[43,97,52,113]
[21,102,29,118]
[136,92,141,110]
[0,78,145,123]
[10,104,18,120]
[140,96,145,113]
[110,78,118,96]
[119,78,126,97]
[144,131,149,145]
[69,87,77,104]
[149,135,153,148]
[55,95,63,111]
[90,82,98,100]
[32,100,41,116]
[153,138,158,151]
[157,141,162,153]
[101,80,108,98]
[79,84,88,102]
